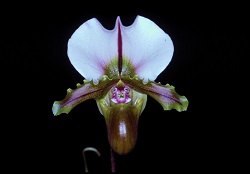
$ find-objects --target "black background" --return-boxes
[3,3,246,173]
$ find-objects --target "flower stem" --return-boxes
[110,147,116,172]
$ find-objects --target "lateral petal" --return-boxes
[122,76,188,112]
[52,75,117,116]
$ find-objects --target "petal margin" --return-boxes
[122,76,188,112]
[52,75,117,116]
[120,15,174,81]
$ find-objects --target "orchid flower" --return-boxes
[52,15,188,155]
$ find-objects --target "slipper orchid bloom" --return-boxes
[52,15,188,155]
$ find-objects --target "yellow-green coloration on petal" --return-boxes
[52,75,117,116]
[122,75,188,112]
[104,57,136,78]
